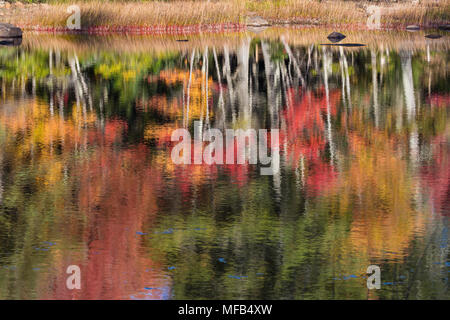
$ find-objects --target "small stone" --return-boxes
[406,25,420,30]
[438,24,450,31]
[327,32,346,43]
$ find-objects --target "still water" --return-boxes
[0,29,448,299]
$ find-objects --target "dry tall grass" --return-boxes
[246,0,449,26]
[7,0,450,30]
[15,1,244,28]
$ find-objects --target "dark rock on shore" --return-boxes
[0,23,22,38]
[327,32,346,43]
[438,25,450,31]
[246,16,270,27]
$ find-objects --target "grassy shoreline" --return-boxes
[1,0,449,33]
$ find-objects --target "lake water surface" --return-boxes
[0,29,448,299]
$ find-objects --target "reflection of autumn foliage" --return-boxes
[141,65,254,189]
[427,93,450,108]
[137,96,180,119]
[1,46,448,300]
[420,134,450,217]
[146,84,344,193]
[420,93,449,216]
[0,99,92,187]
[152,136,250,192]
[0,100,168,299]
[56,120,168,299]
[138,69,213,122]
[282,87,339,194]
[141,68,221,190]
[341,114,426,262]
[144,124,177,147]
[305,160,336,195]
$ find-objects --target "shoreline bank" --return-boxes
[15,23,448,37]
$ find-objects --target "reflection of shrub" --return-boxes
[269,42,287,62]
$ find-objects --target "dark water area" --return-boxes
[0,30,448,300]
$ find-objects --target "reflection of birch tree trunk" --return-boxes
[281,35,305,86]
[379,44,385,88]
[280,61,292,111]
[307,44,313,72]
[185,49,195,127]
[260,41,281,195]
[279,58,292,191]
[49,81,54,118]
[339,49,347,108]
[74,54,92,112]
[223,45,236,123]
[49,49,53,76]
[69,56,85,127]
[32,78,36,98]
[70,54,95,125]
[371,50,379,128]
[428,70,432,97]
[261,41,278,129]
[314,46,319,73]
[400,50,418,164]
[213,47,226,128]
[55,85,66,150]
[400,50,416,120]
[339,47,351,111]
[200,46,209,130]
[236,37,251,126]
[322,47,335,165]
[21,76,25,97]
[69,54,95,152]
